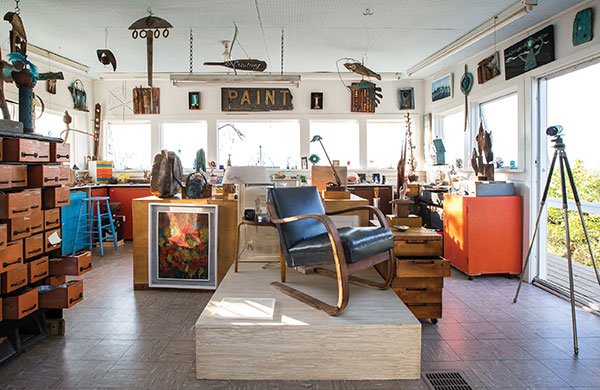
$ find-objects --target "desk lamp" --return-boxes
[310,135,343,190]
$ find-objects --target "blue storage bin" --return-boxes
[61,191,88,255]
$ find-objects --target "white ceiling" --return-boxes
[0,0,585,78]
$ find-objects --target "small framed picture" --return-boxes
[47,79,57,95]
[398,87,415,110]
[301,157,308,170]
[188,92,201,110]
[310,92,323,110]
[432,73,453,102]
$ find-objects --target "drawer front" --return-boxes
[44,208,61,229]
[3,192,32,218]
[39,280,83,309]
[43,187,70,209]
[396,258,451,278]
[2,288,38,320]
[44,229,61,252]
[25,189,42,212]
[392,277,444,290]
[49,251,92,276]
[0,240,23,273]
[28,165,61,187]
[50,143,70,163]
[405,303,442,319]
[29,210,44,234]
[0,165,11,188]
[36,141,50,162]
[0,223,6,249]
[394,239,443,257]
[393,286,442,304]
[25,233,44,259]
[3,139,39,162]
[44,274,66,285]
[11,165,28,187]
[6,216,31,241]
[58,166,70,185]
[28,256,49,283]
[2,264,28,293]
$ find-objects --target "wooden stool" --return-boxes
[235,220,286,282]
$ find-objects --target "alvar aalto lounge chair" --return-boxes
[267,186,396,315]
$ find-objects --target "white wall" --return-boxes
[422,0,600,280]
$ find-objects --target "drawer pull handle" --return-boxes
[409,303,428,307]
[0,180,9,184]
[3,258,21,267]
[33,271,48,278]
[56,154,69,159]
[79,264,92,272]
[21,152,38,158]
[13,208,29,214]
[14,227,30,235]
[405,240,427,245]
[406,287,427,292]
[32,224,42,230]
[412,260,435,265]
[47,219,59,224]
[38,155,49,158]
[28,248,42,255]
[10,279,26,288]
[44,177,59,182]
[70,293,83,304]
[58,178,68,181]
[12,180,26,184]
[57,200,68,204]
[21,303,37,314]
[31,205,39,209]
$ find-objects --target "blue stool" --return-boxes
[72,197,118,256]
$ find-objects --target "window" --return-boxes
[217,120,300,168]
[107,123,151,170]
[310,120,359,168]
[34,110,64,138]
[479,93,518,168]
[161,122,208,169]
[439,111,464,167]
[367,120,409,168]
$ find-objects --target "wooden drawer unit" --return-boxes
[10,165,28,187]
[44,208,61,230]
[395,257,451,278]
[0,240,23,273]
[0,192,31,219]
[43,187,70,209]
[44,228,61,252]
[35,141,50,162]
[25,188,42,212]
[2,288,38,320]
[3,138,39,162]
[49,251,92,276]
[44,274,66,285]
[0,165,11,188]
[50,143,70,163]
[29,210,44,234]
[0,223,6,249]
[39,280,83,309]
[28,165,61,187]
[24,233,44,259]
[57,165,70,185]
[28,256,49,283]
[392,278,443,304]
[2,264,28,293]
[393,229,443,258]
[4,216,31,241]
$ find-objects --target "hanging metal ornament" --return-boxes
[128,8,173,87]
[460,64,474,132]
[97,28,117,71]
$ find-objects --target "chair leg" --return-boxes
[105,199,118,251]
[72,201,84,255]
[234,222,243,272]
[96,200,104,257]
[279,244,286,283]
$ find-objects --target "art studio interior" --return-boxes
[0,0,599,388]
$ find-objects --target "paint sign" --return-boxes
[221,88,294,112]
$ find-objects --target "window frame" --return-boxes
[106,120,152,171]
[309,119,361,168]
[159,120,209,170]
[434,107,469,170]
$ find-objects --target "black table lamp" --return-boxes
[310,135,343,189]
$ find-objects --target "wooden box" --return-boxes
[28,256,49,283]
[393,228,443,258]
[0,165,11,189]
[4,216,31,241]
[0,240,23,273]
[29,210,44,234]
[11,165,28,187]
[35,141,50,162]
[44,208,61,230]
[1,264,28,294]
[39,280,83,309]
[28,165,61,187]
[44,228,61,252]
[43,187,70,209]
[0,192,31,219]
[24,233,44,259]
[48,251,92,276]
[25,188,42,212]
[3,138,39,162]
[395,257,451,278]
[2,288,38,320]
[386,215,422,227]
[50,143,70,163]
[0,223,6,249]
[44,274,66,285]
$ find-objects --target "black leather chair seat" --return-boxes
[288,227,393,267]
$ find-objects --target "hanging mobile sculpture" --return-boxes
[97,28,117,71]
[203,23,267,73]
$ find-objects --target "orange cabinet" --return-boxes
[109,187,152,240]
[443,194,523,277]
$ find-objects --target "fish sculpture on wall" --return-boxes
[344,60,381,80]
[348,80,383,108]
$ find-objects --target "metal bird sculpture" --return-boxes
[344,60,381,80]
[97,49,117,71]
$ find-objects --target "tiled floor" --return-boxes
[1,242,599,389]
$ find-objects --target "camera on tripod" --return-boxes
[546,125,564,136]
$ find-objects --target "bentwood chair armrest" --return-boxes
[325,205,390,229]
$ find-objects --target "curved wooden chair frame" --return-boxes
[267,202,396,316]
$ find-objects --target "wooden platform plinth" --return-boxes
[195,263,421,380]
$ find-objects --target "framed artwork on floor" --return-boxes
[148,203,218,289]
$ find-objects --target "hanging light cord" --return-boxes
[189,27,194,73]
[280,28,284,75]
[254,0,272,69]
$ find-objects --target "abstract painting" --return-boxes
[149,203,217,289]
[432,74,452,102]
[504,25,555,80]
[477,52,501,84]
[398,87,415,110]
[573,8,593,46]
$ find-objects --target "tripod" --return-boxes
[514,131,600,355]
